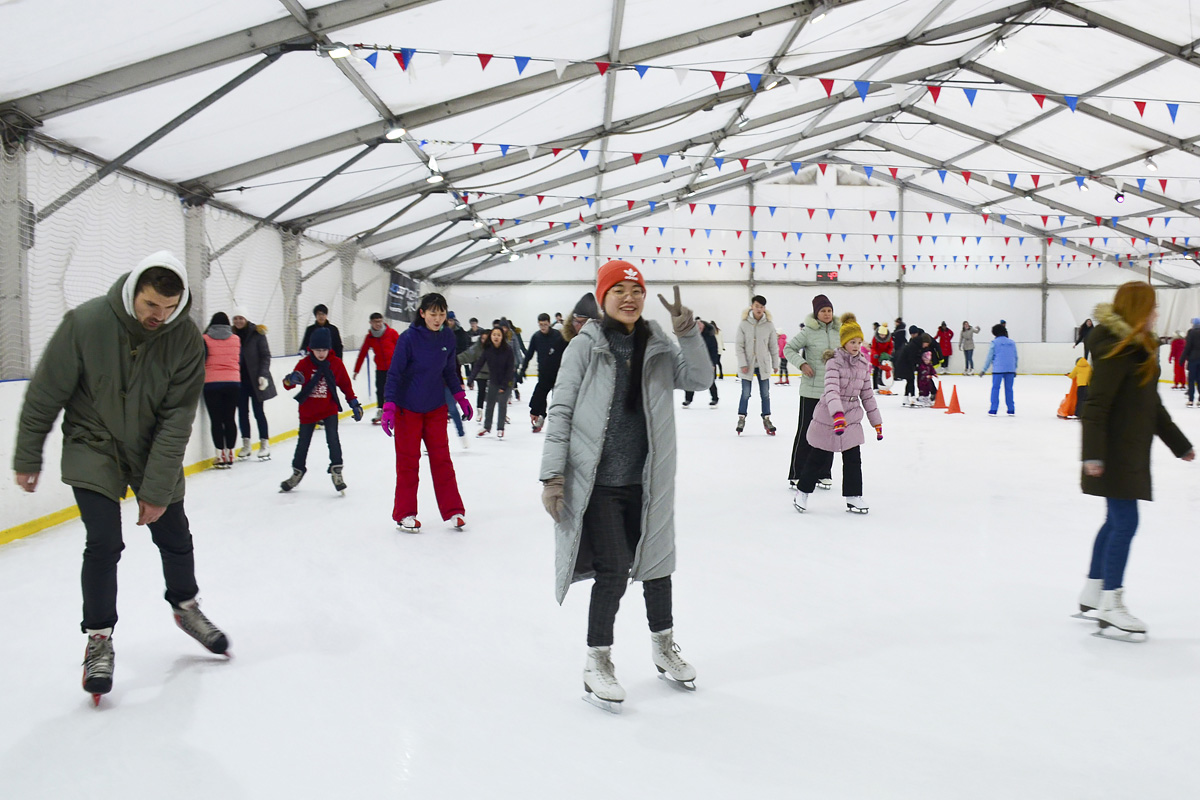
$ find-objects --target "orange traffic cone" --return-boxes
[931,381,949,409]
[945,385,964,414]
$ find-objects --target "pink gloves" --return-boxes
[455,391,474,422]
[832,411,846,436]
[381,402,397,437]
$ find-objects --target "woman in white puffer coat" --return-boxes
[735,294,781,435]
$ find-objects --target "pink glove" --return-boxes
[455,391,474,422]
[381,402,397,437]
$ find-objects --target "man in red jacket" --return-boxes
[353,312,400,424]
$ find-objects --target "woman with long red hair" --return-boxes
[1077,282,1194,641]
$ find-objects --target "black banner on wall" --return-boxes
[386,270,421,322]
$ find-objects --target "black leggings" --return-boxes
[292,415,342,471]
[798,445,863,497]
[584,485,673,647]
[75,488,198,632]
[788,396,830,482]
[203,382,240,449]
[375,369,387,408]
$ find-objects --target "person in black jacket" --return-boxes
[469,327,516,437]
[1182,317,1200,406]
[521,313,566,432]
[682,319,720,407]
[894,326,923,405]
[447,311,472,379]
[892,317,907,351]
[232,309,277,459]
[300,304,344,360]
[1074,318,1095,360]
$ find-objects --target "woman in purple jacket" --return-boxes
[793,314,883,515]
[381,293,474,534]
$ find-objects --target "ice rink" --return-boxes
[3,374,1200,799]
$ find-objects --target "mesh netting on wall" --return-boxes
[1,143,389,379]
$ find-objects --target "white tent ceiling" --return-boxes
[5,0,1200,286]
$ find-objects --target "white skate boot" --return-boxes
[398,516,422,534]
[793,492,810,512]
[258,439,271,460]
[82,628,114,706]
[583,646,625,713]
[236,438,252,460]
[845,496,869,514]
[451,514,465,530]
[1094,588,1148,642]
[651,628,696,690]
[1072,577,1103,620]
[816,478,833,491]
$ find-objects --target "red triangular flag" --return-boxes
[536,195,544,204]
[962,171,971,184]
[627,200,635,210]
[1134,100,1146,117]
[807,209,816,219]
[596,62,610,76]
[982,214,989,223]
[739,158,749,171]
[632,153,643,164]
[1032,93,1046,108]
[820,78,835,97]
[749,206,757,215]
[1041,215,1049,226]
[477,54,493,70]
[889,167,898,179]
[1031,174,1040,187]
[472,143,482,154]
[393,53,407,70]
[689,203,697,214]
[1160,179,1168,192]
[869,210,877,221]
[552,148,562,157]
[818,163,828,175]
[926,212,934,222]
[928,86,941,104]
[711,71,726,89]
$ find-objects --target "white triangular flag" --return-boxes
[439,50,453,66]
[674,67,689,84]
[526,145,538,160]
[554,59,570,79]
[789,75,802,92]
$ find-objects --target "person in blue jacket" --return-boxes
[979,323,1019,415]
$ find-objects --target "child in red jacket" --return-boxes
[280,327,363,493]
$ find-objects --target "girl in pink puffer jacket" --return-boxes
[793,313,883,514]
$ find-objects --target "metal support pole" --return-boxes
[593,227,602,273]
[896,185,906,318]
[183,206,210,328]
[281,231,302,355]
[748,182,756,300]
[1041,236,1049,342]
[37,53,280,223]
[0,144,30,378]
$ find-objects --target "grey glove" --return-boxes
[541,477,565,523]
[657,285,696,336]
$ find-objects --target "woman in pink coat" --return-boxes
[793,314,882,514]
[776,332,790,385]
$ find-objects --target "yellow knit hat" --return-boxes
[840,312,864,346]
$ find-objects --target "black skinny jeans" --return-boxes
[798,445,863,497]
[203,382,240,449]
[375,369,387,409]
[292,414,342,471]
[238,382,270,440]
[75,488,198,632]
[584,485,673,647]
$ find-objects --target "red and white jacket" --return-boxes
[284,354,357,424]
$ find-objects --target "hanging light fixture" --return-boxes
[1114,190,1126,203]
[1145,157,1158,172]
[384,124,407,141]
[993,38,1007,54]
[810,2,829,24]
[322,42,352,59]
[426,155,444,184]
[508,253,520,262]
[765,78,781,91]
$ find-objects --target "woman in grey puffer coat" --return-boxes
[960,321,981,375]
[539,261,711,709]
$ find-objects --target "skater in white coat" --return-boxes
[735,295,781,435]
[539,260,712,711]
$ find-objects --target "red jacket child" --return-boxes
[284,352,358,424]
[869,332,893,368]
[354,324,400,375]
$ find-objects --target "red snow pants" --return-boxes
[1175,359,1186,387]
[393,405,464,522]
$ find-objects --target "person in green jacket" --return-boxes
[1077,282,1193,642]
[783,294,841,489]
[12,252,230,704]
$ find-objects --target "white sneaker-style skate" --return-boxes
[398,516,422,534]
[816,478,833,491]
[651,628,696,690]
[236,438,253,460]
[1072,578,1104,620]
[82,628,114,706]
[173,598,230,655]
[258,439,271,460]
[457,432,470,449]
[793,492,810,512]
[1094,588,1148,642]
[583,646,625,713]
[451,514,465,530]
[845,496,869,514]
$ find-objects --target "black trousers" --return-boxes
[872,366,882,389]
[203,382,240,449]
[904,377,916,397]
[375,369,387,409]
[75,488,198,632]
[475,378,489,411]
[685,364,719,403]
[798,445,863,497]
[788,396,830,482]
[584,485,673,647]
[238,382,269,440]
[293,414,342,471]
[529,369,557,417]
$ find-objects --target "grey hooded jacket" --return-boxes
[736,307,781,378]
[539,318,712,603]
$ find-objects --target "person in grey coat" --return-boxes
[960,321,981,375]
[539,260,711,710]
[735,295,781,435]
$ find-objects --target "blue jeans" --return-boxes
[738,369,771,416]
[963,350,974,370]
[444,388,464,436]
[989,372,1015,414]
[1088,498,1139,590]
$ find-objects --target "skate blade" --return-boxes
[657,672,697,691]
[582,693,623,714]
[846,506,869,514]
[1070,611,1099,621]
[793,503,806,513]
[816,483,833,490]
[1092,628,1147,643]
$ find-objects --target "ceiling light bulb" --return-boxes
[508,253,520,262]
[326,42,351,59]
[473,220,484,228]
[737,114,750,129]
[981,205,992,214]
[427,156,439,172]
[384,125,406,140]
[994,38,1006,54]
[765,79,780,91]
[1115,191,1126,203]
[488,236,500,243]
[1145,157,1158,172]
[426,174,444,184]
[811,2,829,23]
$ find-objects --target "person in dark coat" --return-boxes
[232,308,277,459]
[1073,318,1095,360]
[1181,317,1200,406]
[521,313,566,432]
[893,326,923,404]
[892,317,907,350]
[682,319,720,407]
[470,326,516,437]
[300,303,344,360]
[1077,282,1193,638]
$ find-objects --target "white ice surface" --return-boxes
[2,375,1200,799]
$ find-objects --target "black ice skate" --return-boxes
[736,415,746,435]
[173,598,230,656]
[330,465,346,495]
[280,468,305,492]
[763,415,777,436]
[82,630,114,706]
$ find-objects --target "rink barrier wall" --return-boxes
[0,356,376,545]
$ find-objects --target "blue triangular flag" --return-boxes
[1076,176,1085,188]
[658,227,664,235]
[659,154,669,167]
[888,234,894,242]
[828,209,836,219]
[1000,214,1007,224]
[796,232,803,240]
[365,52,378,68]
[889,210,898,221]
[1059,216,1065,226]
[963,88,977,106]
[864,166,874,180]
[709,204,717,215]
[500,144,510,156]
[611,225,618,233]
[514,56,530,74]
[400,48,416,68]
[932,236,938,243]
[1137,178,1146,192]
[670,248,675,254]
[586,197,595,208]
[1065,95,1078,112]
[586,242,591,249]
[747,73,762,92]
[1007,173,1017,187]
[1019,237,1024,245]
[769,206,777,216]
[1168,103,1180,123]
[564,222,572,229]
[649,201,657,212]
[514,219,521,225]
[944,213,952,223]
[634,65,650,79]
[938,170,947,182]
[1062,237,1068,245]
[705,230,711,238]
[854,80,870,100]
[752,231,758,239]
[791,162,802,174]
[580,149,589,161]
[841,234,848,241]
[714,158,724,170]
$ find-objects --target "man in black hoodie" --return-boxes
[521,313,566,432]
[682,319,720,407]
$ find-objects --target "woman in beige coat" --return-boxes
[735,294,781,435]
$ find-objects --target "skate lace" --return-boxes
[84,636,114,678]
[591,652,620,687]
[656,639,689,670]
[1111,588,1129,614]
[175,605,221,647]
